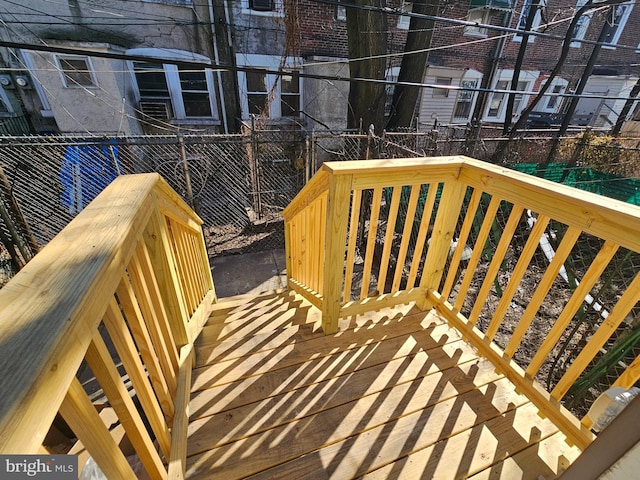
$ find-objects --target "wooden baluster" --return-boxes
[526,241,619,377]
[86,332,166,480]
[173,225,197,313]
[144,209,190,348]
[407,184,438,289]
[360,187,383,300]
[391,184,422,293]
[59,378,137,480]
[553,271,640,400]
[167,344,194,480]
[504,226,582,358]
[308,199,317,292]
[130,241,179,377]
[454,195,502,312]
[468,205,524,326]
[285,219,294,289]
[343,189,362,303]
[318,193,327,295]
[486,214,551,340]
[377,186,402,294]
[322,173,353,334]
[441,188,481,300]
[103,298,172,457]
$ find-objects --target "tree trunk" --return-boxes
[386,0,440,131]
[346,0,388,134]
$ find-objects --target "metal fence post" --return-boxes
[176,133,199,216]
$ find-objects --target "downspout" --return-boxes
[208,0,229,133]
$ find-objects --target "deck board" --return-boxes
[186,291,581,479]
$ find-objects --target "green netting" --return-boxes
[510,163,640,206]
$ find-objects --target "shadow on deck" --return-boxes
[185,291,581,479]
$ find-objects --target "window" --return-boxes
[454,79,479,122]
[56,55,97,88]
[540,78,568,112]
[485,71,539,122]
[397,2,413,30]
[570,0,592,47]
[433,77,452,98]
[141,0,192,5]
[488,80,509,117]
[384,67,400,116]
[242,0,282,16]
[603,2,632,48]
[465,9,489,37]
[237,54,302,119]
[250,0,273,11]
[128,49,219,122]
[514,0,545,43]
[336,0,346,21]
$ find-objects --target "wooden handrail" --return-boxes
[0,173,215,478]
[286,156,640,451]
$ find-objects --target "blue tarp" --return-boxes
[60,141,120,213]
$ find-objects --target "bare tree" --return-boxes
[386,0,440,131]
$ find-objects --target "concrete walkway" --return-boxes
[210,249,287,298]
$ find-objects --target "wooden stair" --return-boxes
[184,290,582,479]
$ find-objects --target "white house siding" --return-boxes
[576,76,640,128]
[24,46,142,135]
[418,67,465,128]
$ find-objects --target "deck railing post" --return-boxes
[321,171,353,334]
[417,179,467,311]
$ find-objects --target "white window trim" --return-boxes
[603,2,633,49]
[241,0,284,17]
[539,77,568,112]
[397,2,413,30]
[0,86,14,114]
[127,48,218,121]
[570,0,592,48]
[236,54,302,120]
[453,69,483,123]
[465,8,490,38]
[55,54,98,89]
[19,51,53,116]
[513,0,546,44]
[483,70,540,122]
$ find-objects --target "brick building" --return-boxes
[1,1,639,135]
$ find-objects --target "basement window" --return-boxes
[56,55,97,88]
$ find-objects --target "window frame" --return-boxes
[465,8,490,38]
[570,0,592,48]
[484,70,539,122]
[432,77,453,98]
[236,54,302,120]
[396,1,413,30]
[241,0,284,17]
[513,0,546,43]
[55,55,98,89]
[602,2,633,49]
[127,48,219,122]
[453,70,483,123]
[539,77,568,113]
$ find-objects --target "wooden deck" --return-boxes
[185,290,582,479]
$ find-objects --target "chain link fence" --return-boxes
[2,127,640,285]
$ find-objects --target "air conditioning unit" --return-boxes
[139,99,173,120]
[250,0,274,11]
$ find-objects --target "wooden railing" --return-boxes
[283,156,640,451]
[0,174,215,479]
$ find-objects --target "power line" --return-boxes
[3,39,640,104]
[308,0,640,53]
